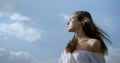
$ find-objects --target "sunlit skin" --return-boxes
[67,14,103,54]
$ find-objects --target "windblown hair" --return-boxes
[65,11,111,54]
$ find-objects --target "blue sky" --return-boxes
[0,0,120,63]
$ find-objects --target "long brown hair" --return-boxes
[65,11,111,54]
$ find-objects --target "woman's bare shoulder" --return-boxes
[88,38,101,45]
[88,38,103,53]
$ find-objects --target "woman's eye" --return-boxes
[69,18,72,21]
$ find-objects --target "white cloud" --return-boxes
[41,58,59,63]
[0,22,42,42]
[0,12,31,22]
[59,13,70,21]
[0,12,42,42]
[10,13,31,22]
[0,48,38,63]
[105,47,120,63]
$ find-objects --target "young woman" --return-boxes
[59,11,111,63]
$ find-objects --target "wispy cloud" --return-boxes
[59,13,70,21]
[0,48,38,63]
[41,58,59,63]
[0,12,42,42]
[105,47,120,63]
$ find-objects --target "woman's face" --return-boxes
[67,14,81,32]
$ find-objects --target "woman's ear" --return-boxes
[79,22,82,24]
[78,21,82,25]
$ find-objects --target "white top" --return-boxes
[59,50,105,63]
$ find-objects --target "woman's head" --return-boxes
[67,11,95,34]
[66,11,111,54]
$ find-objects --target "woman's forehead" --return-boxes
[70,14,77,19]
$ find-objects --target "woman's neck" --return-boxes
[75,29,88,40]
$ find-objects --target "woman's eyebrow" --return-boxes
[71,17,75,19]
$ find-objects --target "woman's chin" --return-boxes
[68,29,74,32]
